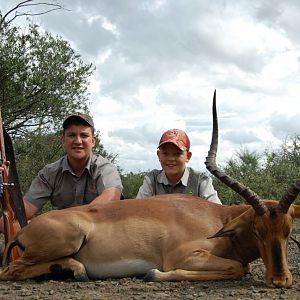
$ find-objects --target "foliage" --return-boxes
[121,172,146,199]
[14,131,63,193]
[0,21,94,136]
[262,135,300,201]
[212,148,262,204]
[212,136,300,205]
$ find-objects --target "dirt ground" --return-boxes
[0,221,300,300]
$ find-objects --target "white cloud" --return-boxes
[2,0,300,174]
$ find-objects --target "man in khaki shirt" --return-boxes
[0,113,123,233]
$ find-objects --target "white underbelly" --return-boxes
[83,259,159,279]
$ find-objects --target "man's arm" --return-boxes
[23,198,40,219]
[90,187,121,204]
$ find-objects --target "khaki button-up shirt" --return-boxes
[25,154,122,209]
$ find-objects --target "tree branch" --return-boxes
[0,0,67,29]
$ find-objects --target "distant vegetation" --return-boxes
[212,136,300,205]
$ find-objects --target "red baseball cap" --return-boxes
[158,129,190,151]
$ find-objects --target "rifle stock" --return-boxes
[0,110,20,262]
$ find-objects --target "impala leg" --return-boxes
[49,257,89,281]
[0,257,88,281]
[145,249,244,282]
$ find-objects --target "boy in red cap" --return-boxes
[136,129,221,204]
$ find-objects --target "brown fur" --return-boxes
[0,194,299,288]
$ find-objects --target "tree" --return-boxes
[0,5,123,197]
[14,131,63,193]
[0,21,94,136]
[262,135,300,200]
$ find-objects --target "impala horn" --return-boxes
[277,179,300,213]
[205,90,267,215]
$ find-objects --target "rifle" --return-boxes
[0,109,27,262]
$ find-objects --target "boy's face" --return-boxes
[157,143,192,179]
[61,124,96,162]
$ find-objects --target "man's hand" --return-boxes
[90,187,122,205]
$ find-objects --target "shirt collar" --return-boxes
[157,167,190,186]
[61,154,93,176]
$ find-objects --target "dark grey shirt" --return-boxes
[25,154,123,210]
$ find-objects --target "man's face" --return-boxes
[157,143,192,178]
[61,124,96,161]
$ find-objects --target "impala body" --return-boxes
[1,91,300,288]
[1,194,299,287]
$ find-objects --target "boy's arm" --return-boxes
[199,177,222,204]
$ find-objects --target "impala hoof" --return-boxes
[74,272,90,282]
[144,269,158,282]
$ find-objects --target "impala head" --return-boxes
[205,90,300,288]
[251,202,295,287]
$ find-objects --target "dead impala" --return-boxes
[1,91,300,288]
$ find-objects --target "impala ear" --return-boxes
[207,208,253,239]
[291,204,300,219]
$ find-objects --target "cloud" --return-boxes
[2,0,300,174]
[223,130,261,144]
[270,113,300,139]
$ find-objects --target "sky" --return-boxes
[2,0,300,174]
